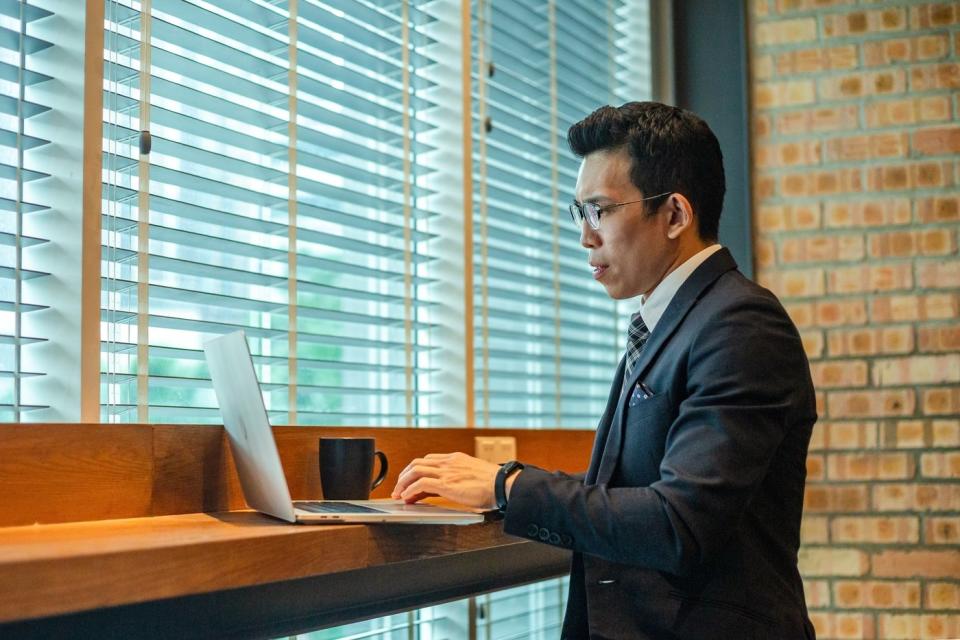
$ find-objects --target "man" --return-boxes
[392,102,817,639]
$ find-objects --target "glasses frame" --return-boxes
[569,191,672,230]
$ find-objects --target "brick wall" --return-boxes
[748,1,959,638]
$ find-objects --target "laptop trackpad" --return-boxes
[294,501,386,514]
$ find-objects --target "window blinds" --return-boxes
[472,0,648,428]
[0,1,52,421]
[101,0,439,425]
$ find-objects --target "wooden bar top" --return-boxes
[0,509,534,625]
[0,424,592,634]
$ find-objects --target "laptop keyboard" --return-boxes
[294,501,386,514]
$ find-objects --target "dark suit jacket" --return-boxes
[503,248,817,639]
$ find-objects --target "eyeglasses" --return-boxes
[569,192,672,230]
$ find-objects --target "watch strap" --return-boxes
[495,460,524,512]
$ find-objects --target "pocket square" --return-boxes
[629,381,655,406]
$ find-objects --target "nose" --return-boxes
[580,222,600,249]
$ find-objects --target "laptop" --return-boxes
[203,330,484,525]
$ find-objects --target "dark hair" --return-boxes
[567,102,725,241]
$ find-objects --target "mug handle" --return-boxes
[370,450,388,490]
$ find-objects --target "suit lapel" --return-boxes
[595,248,739,485]
[585,355,626,485]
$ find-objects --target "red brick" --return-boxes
[801,329,824,359]
[753,54,773,81]
[921,452,960,479]
[776,105,859,134]
[823,8,906,37]
[757,268,825,299]
[911,3,960,29]
[824,198,911,228]
[820,70,906,100]
[865,96,952,127]
[776,45,858,74]
[780,235,864,263]
[880,419,960,449]
[871,293,959,323]
[754,80,816,109]
[828,264,912,294]
[869,229,957,258]
[755,18,818,45]
[801,516,829,544]
[913,126,960,156]
[809,613,875,640]
[864,34,950,66]
[756,203,821,231]
[780,168,862,197]
[932,419,960,447]
[867,161,954,191]
[928,582,960,609]
[873,551,960,578]
[806,454,825,480]
[873,355,960,386]
[918,260,960,289]
[799,548,869,576]
[804,579,831,607]
[910,62,960,91]
[774,0,854,13]
[755,140,821,169]
[923,387,960,415]
[889,420,924,448]
[826,132,908,162]
[917,196,960,222]
[879,614,960,640]
[805,484,870,512]
[827,453,915,480]
[873,483,960,512]
[833,580,920,609]
[815,299,867,327]
[831,516,919,543]
[828,326,913,357]
[754,113,771,139]
[810,361,868,388]
[919,326,960,352]
[925,517,960,544]
[812,421,877,450]
[827,389,915,418]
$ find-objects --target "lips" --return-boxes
[590,263,609,280]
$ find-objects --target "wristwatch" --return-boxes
[495,460,525,512]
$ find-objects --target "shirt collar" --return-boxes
[638,244,723,333]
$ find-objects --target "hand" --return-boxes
[390,452,503,510]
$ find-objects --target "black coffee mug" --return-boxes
[319,437,388,500]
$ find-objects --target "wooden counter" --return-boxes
[0,424,592,638]
[0,510,570,638]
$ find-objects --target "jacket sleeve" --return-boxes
[502,296,813,576]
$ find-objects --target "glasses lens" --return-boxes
[569,203,583,228]
[584,202,600,229]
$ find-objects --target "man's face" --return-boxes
[574,147,677,300]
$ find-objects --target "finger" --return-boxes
[400,490,438,504]
[400,477,443,502]
[397,456,442,479]
[393,463,442,498]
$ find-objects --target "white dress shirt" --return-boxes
[638,244,724,333]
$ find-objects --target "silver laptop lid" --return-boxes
[204,331,296,523]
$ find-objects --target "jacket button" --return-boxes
[548,532,561,544]
[560,534,572,546]
[538,527,550,541]
[526,524,539,538]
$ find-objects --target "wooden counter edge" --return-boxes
[0,510,537,624]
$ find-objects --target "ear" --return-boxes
[664,193,696,240]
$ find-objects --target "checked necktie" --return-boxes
[624,311,651,380]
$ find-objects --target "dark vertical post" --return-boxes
[672,1,753,277]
